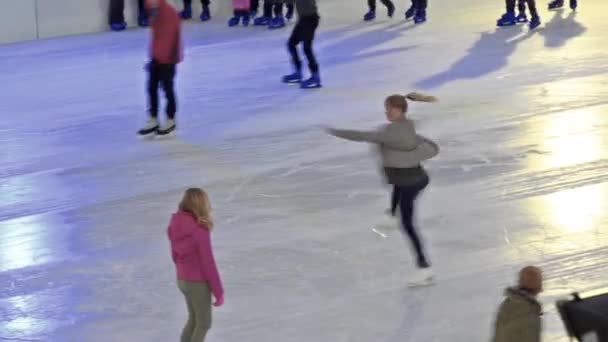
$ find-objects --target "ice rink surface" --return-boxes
[1,0,607,341]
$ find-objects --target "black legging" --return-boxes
[390,175,430,268]
[507,0,538,16]
[148,61,177,119]
[367,0,394,12]
[109,0,145,24]
[288,14,320,74]
[412,0,427,10]
[258,0,293,17]
[183,0,210,6]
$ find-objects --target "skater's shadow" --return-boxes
[538,9,586,48]
[320,21,419,68]
[414,25,534,89]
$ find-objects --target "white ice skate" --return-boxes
[137,117,159,136]
[407,268,435,288]
[373,210,400,232]
[157,119,176,136]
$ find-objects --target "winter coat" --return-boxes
[167,210,223,299]
[328,118,439,186]
[492,287,542,342]
[146,0,183,64]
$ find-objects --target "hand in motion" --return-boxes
[213,295,224,307]
[406,92,438,103]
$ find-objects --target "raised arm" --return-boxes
[327,127,390,144]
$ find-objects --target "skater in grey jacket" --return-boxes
[327,92,439,286]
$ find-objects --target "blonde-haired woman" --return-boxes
[326,92,439,287]
[168,188,224,342]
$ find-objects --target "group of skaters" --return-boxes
[497,0,579,29]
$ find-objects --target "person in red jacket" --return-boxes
[138,0,183,136]
[168,188,224,342]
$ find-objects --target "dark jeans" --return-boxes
[259,0,294,17]
[390,175,430,268]
[183,0,211,7]
[412,0,427,10]
[507,0,538,16]
[288,14,320,74]
[109,0,145,24]
[148,60,177,119]
[367,0,394,12]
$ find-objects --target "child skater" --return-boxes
[281,0,321,89]
[168,188,224,342]
[363,0,395,21]
[138,0,183,136]
[228,0,253,26]
[326,92,439,286]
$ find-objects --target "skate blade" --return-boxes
[407,278,435,288]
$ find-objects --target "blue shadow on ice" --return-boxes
[414,25,534,89]
[539,9,586,49]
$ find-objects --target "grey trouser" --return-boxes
[178,281,212,342]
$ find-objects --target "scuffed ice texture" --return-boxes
[1,0,607,341]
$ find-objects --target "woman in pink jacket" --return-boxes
[168,188,224,342]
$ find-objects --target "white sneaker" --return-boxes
[157,119,176,135]
[137,117,159,135]
[374,210,400,231]
[407,268,435,287]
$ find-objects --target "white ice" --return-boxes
[1,0,608,341]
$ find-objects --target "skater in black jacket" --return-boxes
[281,0,322,89]
[109,0,148,31]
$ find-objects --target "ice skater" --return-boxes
[180,0,211,21]
[363,0,395,21]
[229,0,253,26]
[326,92,439,286]
[254,0,295,29]
[281,0,322,88]
[109,0,148,31]
[138,0,183,136]
[168,188,224,342]
[497,0,541,29]
[548,0,578,10]
[405,0,429,24]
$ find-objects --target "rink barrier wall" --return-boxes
[0,0,232,45]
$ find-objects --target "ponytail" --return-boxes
[405,92,438,103]
[385,92,437,113]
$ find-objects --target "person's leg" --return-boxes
[397,177,430,268]
[160,64,177,121]
[506,0,516,13]
[288,24,304,72]
[178,281,195,342]
[148,61,161,119]
[368,0,377,12]
[263,0,273,17]
[525,0,539,17]
[301,16,320,75]
[390,186,400,216]
[187,282,212,342]
[416,0,427,10]
[273,1,284,17]
[109,0,125,25]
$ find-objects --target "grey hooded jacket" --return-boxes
[328,118,439,185]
